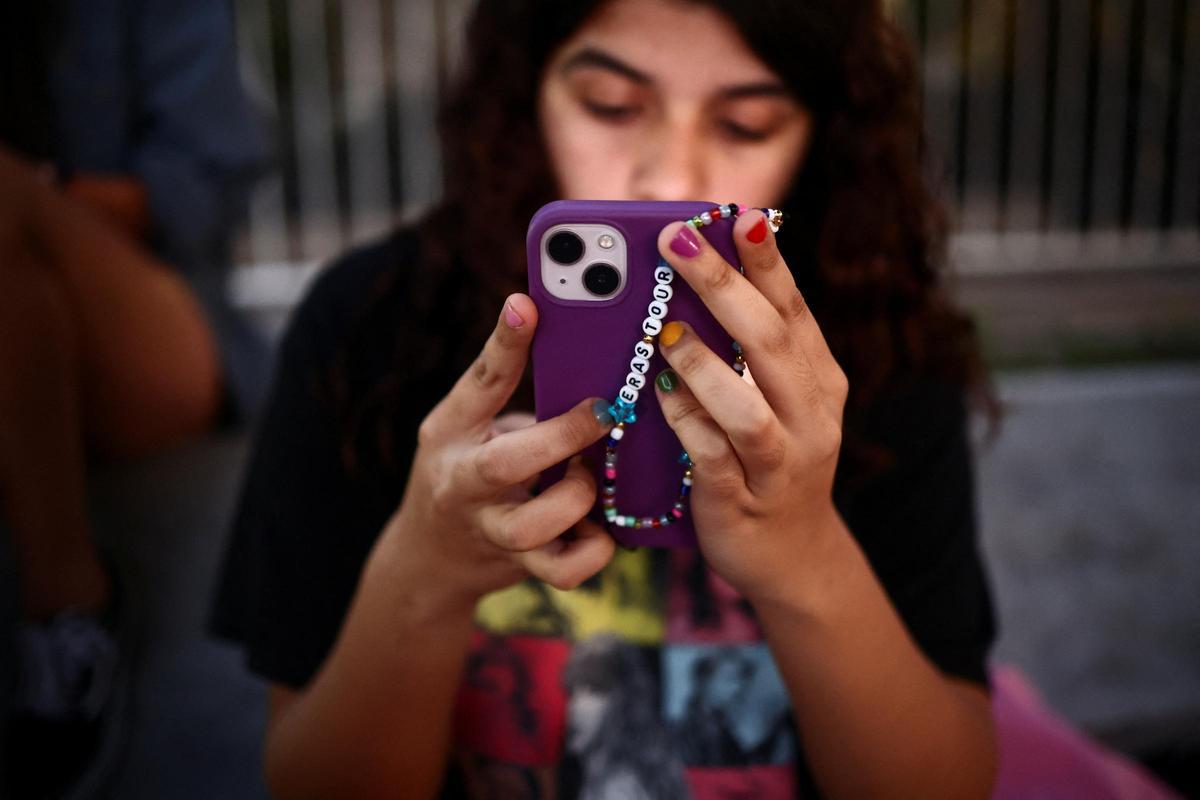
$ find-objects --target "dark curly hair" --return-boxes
[334,0,991,479]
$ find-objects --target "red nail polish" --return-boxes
[747,217,768,244]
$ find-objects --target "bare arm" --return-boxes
[263,527,480,800]
[652,213,996,799]
[260,295,617,799]
[747,516,995,799]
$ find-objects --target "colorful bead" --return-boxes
[602,207,786,533]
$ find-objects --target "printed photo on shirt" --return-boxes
[454,632,572,766]
[559,634,688,799]
[474,548,666,644]
[665,549,762,644]
[662,644,796,767]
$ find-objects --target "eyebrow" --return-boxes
[560,47,791,100]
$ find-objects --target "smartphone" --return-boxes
[527,200,742,549]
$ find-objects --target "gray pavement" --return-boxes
[74,364,1200,797]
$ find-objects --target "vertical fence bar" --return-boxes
[1158,0,1188,231]
[1128,0,1173,230]
[379,0,404,217]
[920,1,962,204]
[998,0,1018,231]
[342,0,394,244]
[1039,0,1061,231]
[1118,0,1146,230]
[267,0,302,260]
[1004,0,1049,232]
[1079,0,1102,231]
[955,0,973,210]
[394,0,442,219]
[322,0,351,246]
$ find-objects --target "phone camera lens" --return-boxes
[547,231,585,265]
[583,263,621,297]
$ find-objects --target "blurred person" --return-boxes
[0,0,266,795]
[212,1,1002,798]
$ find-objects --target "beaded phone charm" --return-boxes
[601,204,785,530]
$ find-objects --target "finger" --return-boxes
[650,367,747,499]
[656,322,787,484]
[656,221,820,421]
[519,518,616,592]
[731,211,841,379]
[423,294,538,440]
[459,397,613,498]
[491,411,537,437]
[478,455,597,551]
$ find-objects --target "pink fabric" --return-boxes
[991,665,1181,799]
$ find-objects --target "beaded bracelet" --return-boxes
[601,204,784,530]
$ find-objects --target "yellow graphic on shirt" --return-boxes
[474,548,664,645]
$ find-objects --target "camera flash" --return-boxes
[597,234,615,250]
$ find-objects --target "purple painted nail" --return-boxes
[670,225,702,258]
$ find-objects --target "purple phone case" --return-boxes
[527,200,741,549]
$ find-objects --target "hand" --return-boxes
[651,214,850,604]
[383,294,617,609]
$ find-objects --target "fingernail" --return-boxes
[655,369,679,393]
[747,217,768,244]
[592,398,615,427]
[660,321,685,347]
[670,225,702,258]
[504,302,524,329]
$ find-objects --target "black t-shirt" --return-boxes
[211,228,996,798]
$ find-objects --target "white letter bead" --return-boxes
[634,340,655,360]
[647,301,668,319]
[654,265,674,284]
[642,317,663,336]
[610,426,624,440]
[619,385,639,404]
[630,356,650,375]
[626,372,647,390]
[652,284,673,303]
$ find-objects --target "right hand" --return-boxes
[382,293,617,607]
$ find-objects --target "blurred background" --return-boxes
[49,0,1200,797]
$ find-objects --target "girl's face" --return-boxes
[538,0,811,208]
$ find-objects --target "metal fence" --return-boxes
[231,0,1200,296]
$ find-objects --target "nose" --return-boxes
[628,123,708,202]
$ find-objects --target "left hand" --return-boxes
[653,213,850,603]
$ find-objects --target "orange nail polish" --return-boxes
[660,321,685,347]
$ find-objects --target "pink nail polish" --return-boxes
[670,225,702,258]
[503,302,525,328]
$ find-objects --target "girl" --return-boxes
[213,1,998,797]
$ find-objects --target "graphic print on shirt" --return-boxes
[454,632,572,766]
[665,548,762,644]
[562,634,688,799]
[474,548,665,644]
[662,643,797,798]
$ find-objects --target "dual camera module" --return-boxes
[546,230,622,297]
